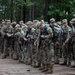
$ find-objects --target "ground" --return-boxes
[0,58,75,75]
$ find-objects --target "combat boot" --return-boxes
[12,53,18,60]
[71,62,75,68]
[67,62,71,67]
[27,58,32,65]
[42,65,48,72]
[31,61,35,67]
[60,61,67,65]
[71,65,75,68]
[18,57,22,62]
[39,64,45,70]
[1,54,6,59]
[45,67,53,74]
[34,61,41,68]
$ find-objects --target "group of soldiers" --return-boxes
[0,17,75,74]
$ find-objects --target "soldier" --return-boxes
[16,24,26,62]
[50,18,63,64]
[15,24,21,60]
[1,20,14,58]
[39,20,54,74]
[24,21,35,65]
[70,18,75,68]
[0,21,5,54]
[31,20,41,67]
[11,22,19,60]
[61,19,72,66]
[19,21,27,62]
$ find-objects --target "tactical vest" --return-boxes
[51,25,61,42]
[62,27,68,42]
[53,26,61,38]
[40,27,48,39]
[39,27,49,47]
[26,28,34,44]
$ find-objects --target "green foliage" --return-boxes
[48,0,75,20]
[25,0,33,7]
[0,0,75,22]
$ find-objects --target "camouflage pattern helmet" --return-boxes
[50,18,55,22]
[62,19,68,23]
[12,22,17,25]
[26,21,33,25]
[57,21,61,25]
[2,21,5,24]
[41,20,45,24]
[71,18,75,22]
[36,22,41,27]
[45,24,49,27]
[33,20,39,24]
[7,20,11,24]
[15,24,20,28]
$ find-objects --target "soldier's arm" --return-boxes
[34,29,40,43]
[65,27,72,44]
[1,27,6,37]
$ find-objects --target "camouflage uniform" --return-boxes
[70,18,75,67]
[39,23,54,74]
[31,21,41,67]
[14,24,26,62]
[11,22,19,60]
[61,19,72,66]
[21,24,27,62]
[1,23,14,58]
[25,21,35,64]
[0,21,6,54]
[50,22,63,64]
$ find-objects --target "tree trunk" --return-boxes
[20,5,23,20]
[31,5,34,21]
[23,0,26,23]
[44,0,49,21]
[10,0,13,22]
[28,0,34,21]
[29,6,32,21]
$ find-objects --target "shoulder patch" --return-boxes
[47,27,51,31]
[32,28,35,32]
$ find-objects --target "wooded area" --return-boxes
[0,0,75,22]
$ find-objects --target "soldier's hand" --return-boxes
[34,42,36,47]
[24,38,28,41]
[6,33,12,37]
[41,35,44,38]
[63,43,68,48]
[63,43,65,46]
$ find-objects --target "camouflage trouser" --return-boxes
[54,42,60,63]
[21,42,26,62]
[14,40,19,55]
[39,40,54,67]
[46,43,54,67]
[0,37,4,54]
[62,43,71,63]
[31,46,37,62]
[18,43,24,61]
[72,43,75,60]
[3,39,13,57]
[11,39,20,59]
[38,41,46,64]
[26,43,33,62]
[23,46,27,62]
